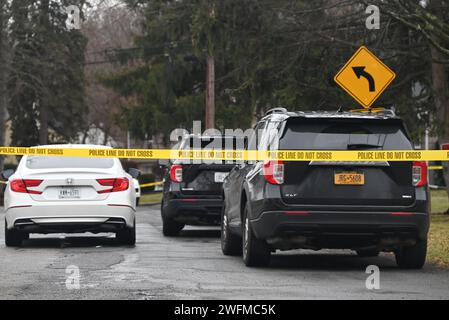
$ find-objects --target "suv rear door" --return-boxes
[178,136,243,196]
[279,117,415,207]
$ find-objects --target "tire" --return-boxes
[242,203,270,267]
[5,219,27,247]
[116,219,136,246]
[162,217,184,237]
[356,249,380,257]
[221,202,242,256]
[395,239,427,269]
[136,198,140,207]
[161,202,184,237]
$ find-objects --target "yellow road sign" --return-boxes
[334,46,396,108]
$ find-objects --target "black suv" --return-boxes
[160,135,242,236]
[221,108,429,268]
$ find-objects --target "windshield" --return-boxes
[181,137,245,150]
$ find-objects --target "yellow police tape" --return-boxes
[140,181,163,188]
[2,146,449,162]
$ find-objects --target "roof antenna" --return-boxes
[337,106,344,113]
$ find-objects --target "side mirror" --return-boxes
[128,168,141,179]
[1,169,14,180]
[158,159,169,167]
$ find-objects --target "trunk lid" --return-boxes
[21,169,117,201]
[20,155,119,202]
[176,136,243,196]
[180,163,236,196]
[279,117,415,206]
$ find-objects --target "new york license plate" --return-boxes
[214,172,228,183]
[334,172,365,185]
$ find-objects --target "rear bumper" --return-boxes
[164,198,223,225]
[251,210,429,249]
[5,203,135,232]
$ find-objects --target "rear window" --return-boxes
[280,118,412,150]
[181,136,245,150]
[25,156,115,169]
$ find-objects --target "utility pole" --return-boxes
[205,2,215,130]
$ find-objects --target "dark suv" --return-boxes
[221,108,429,268]
[160,135,242,236]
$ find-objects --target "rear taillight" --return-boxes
[170,165,183,183]
[10,179,43,194]
[284,211,309,216]
[391,212,414,217]
[412,161,427,187]
[263,160,284,185]
[97,178,129,193]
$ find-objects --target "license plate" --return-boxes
[58,188,80,199]
[214,172,228,183]
[334,172,365,185]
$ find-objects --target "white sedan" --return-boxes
[3,144,139,247]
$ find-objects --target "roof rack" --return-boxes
[265,107,287,115]
[349,107,396,116]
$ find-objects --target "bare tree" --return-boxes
[82,2,142,146]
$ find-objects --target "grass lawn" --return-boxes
[139,192,163,205]
[429,189,449,267]
[138,190,449,267]
[431,189,449,214]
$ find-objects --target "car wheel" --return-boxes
[162,217,184,237]
[5,219,27,247]
[395,239,427,269]
[221,202,242,256]
[116,219,136,246]
[356,249,380,257]
[161,201,184,237]
[136,198,140,207]
[242,203,270,267]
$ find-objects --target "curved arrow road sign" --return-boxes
[352,66,376,92]
[334,46,396,108]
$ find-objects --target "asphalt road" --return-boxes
[0,205,448,300]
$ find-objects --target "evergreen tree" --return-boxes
[8,0,89,146]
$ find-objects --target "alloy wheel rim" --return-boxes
[244,217,249,257]
[222,214,228,241]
